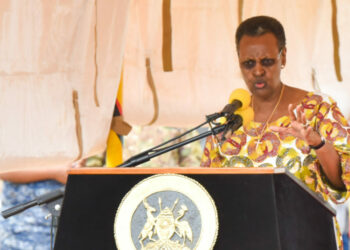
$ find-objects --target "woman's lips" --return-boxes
[254,81,266,89]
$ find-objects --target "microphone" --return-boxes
[207,88,251,123]
[220,107,254,141]
[219,89,253,141]
[1,187,65,219]
[235,106,254,126]
[221,88,251,115]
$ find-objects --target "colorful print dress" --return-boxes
[200,92,350,249]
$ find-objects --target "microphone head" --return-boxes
[235,107,254,126]
[228,88,251,110]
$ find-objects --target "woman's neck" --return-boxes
[252,85,309,123]
[252,84,285,123]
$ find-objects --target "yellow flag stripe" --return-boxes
[106,130,123,167]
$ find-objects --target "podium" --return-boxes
[54,168,337,250]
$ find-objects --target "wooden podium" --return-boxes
[54,168,337,250]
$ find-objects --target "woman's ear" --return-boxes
[281,47,287,67]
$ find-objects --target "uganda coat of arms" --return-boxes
[114,174,218,250]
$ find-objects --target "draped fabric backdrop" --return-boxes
[0,0,349,170]
[0,0,130,170]
[123,0,350,126]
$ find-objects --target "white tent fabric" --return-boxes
[0,0,130,170]
[0,0,349,170]
[123,0,350,127]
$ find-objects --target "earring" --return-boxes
[281,64,285,69]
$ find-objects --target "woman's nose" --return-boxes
[252,63,265,77]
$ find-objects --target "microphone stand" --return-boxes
[117,113,242,168]
[1,187,65,219]
[1,187,65,250]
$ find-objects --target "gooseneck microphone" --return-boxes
[206,88,252,123]
[217,88,254,141]
[117,88,254,168]
[222,88,251,117]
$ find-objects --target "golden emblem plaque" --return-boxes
[114,174,218,250]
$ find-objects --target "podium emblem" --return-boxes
[114,174,218,250]
[138,197,193,249]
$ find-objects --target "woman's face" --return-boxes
[237,33,286,98]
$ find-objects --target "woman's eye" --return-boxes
[261,58,275,67]
[242,60,256,69]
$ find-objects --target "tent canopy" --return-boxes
[0,0,349,170]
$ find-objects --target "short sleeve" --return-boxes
[307,94,350,203]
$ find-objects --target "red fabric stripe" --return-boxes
[115,99,123,116]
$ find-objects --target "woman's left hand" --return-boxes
[270,104,322,146]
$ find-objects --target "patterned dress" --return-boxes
[0,180,63,250]
[201,92,350,249]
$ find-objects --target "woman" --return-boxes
[201,16,350,248]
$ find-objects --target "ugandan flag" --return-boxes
[106,70,132,167]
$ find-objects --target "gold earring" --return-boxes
[281,65,285,69]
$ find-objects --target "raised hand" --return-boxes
[270,104,322,147]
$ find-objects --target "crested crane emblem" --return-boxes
[139,197,193,250]
[114,174,218,250]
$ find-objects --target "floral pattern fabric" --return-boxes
[0,180,63,250]
[201,92,350,249]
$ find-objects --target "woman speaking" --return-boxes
[201,15,350,248]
